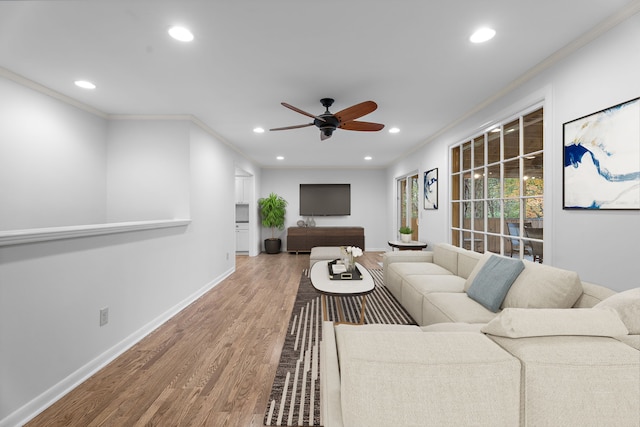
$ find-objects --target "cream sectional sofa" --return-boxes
[383,243,615,325]
[321,319,640,427]
[320,243,640,426]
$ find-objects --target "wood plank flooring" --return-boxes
[26,251,384,426]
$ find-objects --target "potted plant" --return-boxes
[399,226,413,243]
[258,192,288,254]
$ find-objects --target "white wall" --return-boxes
[107,120,191,222]
[260,168,389,251]
[0,78,108,230]
[389,13,640,291]
[0,80,250,425]
[188,124,237,272]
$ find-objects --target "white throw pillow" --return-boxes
[594,288,640,334]
[481,307,629,338]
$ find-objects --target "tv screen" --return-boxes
[300,184,351,216]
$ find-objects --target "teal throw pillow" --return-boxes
[467,255,525,312]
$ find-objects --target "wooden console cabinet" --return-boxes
[287,226,365,253]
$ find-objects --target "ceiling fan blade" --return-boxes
[339,121,385,132]
[269,123,314,131]
[334,101,377,123]
[281,102,326,122]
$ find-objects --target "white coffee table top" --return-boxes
[310,260,375,296]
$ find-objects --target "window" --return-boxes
[450,107,544,262]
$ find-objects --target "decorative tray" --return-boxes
[327,259,363,280]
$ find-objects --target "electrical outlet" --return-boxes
[99,307,109,326]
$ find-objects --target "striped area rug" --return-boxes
[264,268,415,426]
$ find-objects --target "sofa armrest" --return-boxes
[320,321,343,427]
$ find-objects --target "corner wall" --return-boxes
[0,78,244,425]
[389,12,640,291]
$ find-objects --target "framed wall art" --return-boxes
[563,97,640,210]
[424,167,438,210]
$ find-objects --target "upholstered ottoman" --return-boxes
[309,246,342,269]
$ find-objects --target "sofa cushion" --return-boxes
[489,335,640,426]
[422,292,499,325]
[573,281,616,308]
[403,274,466,294]
[615,334,640,350]
[481,307,629,338]
[502,260,582,309]
[433,243,459,275]
[421,322,485,333]
[455,248,484,279]
[401,275,467,324]
[467,255,525,312]
[594,288,640,334]
[386,262,455,303]
[335,328,521,427]
[389,262,454,277]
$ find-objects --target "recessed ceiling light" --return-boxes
[74,80,96,89]
[389,127,400,134]
[168,26,194,42]
[253,127,265,133]
[364,156,372,161]
[276,156,284,160]
[470,27,496,43]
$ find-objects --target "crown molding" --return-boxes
[0,66,107,118]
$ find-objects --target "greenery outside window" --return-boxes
[451,106,544,261]
[398,173,419,241]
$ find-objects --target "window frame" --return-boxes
[450,105,544,260]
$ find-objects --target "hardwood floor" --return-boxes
[27,250,384,426]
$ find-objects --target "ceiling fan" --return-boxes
[270,98,385,140]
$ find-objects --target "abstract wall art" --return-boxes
[424,167,438,209]
[563,97,640,210]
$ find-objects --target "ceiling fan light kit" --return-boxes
[270,98,385,140]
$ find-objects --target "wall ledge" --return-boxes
[0,219,191,247]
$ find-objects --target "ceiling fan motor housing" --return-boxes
[315,114,339,136]
[271,97,383,140]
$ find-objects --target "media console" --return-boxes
[287,226,365,253]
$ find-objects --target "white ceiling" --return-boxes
[1,1,637,168]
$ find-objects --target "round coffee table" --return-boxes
[388,240,428,251]
[310,260,375,325]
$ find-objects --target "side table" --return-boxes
[388,240,428,251]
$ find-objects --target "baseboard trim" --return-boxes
[2,267,234,427]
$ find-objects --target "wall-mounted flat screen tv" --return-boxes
[300,184,351,216]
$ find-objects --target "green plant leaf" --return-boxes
[258,193,288,238]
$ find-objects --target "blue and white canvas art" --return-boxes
[563,97,640,210]
[424,168,438,209]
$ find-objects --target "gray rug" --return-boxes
[264,268,415,426]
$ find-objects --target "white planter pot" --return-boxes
[400,233,411,243]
